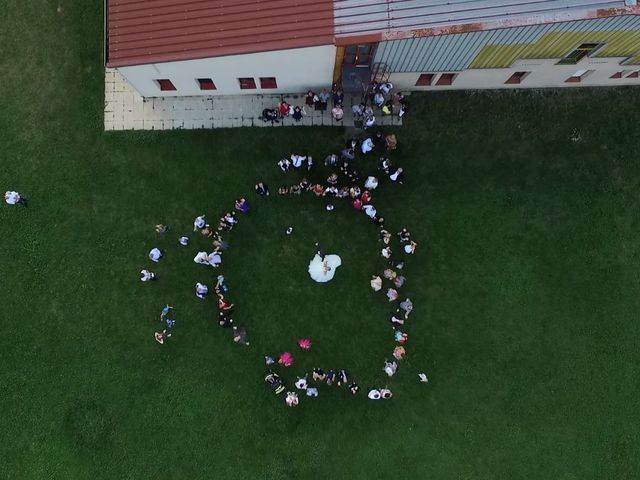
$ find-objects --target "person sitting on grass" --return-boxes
[193,214,206,231]
[312,368,326,382]
[148,248,163,263]
[5,191,27,206]
[383,360,398,377]
[285,391,299,407]
[235,198,251,214]
[367,388,381,400]
[386,288,399,302]
[370,275,382,292]
[349,383,360,395]
[381,388,393,399]
[154,330,171,345]
[195,282,209,299]
[140,269,155,282]
[255,182,270,196]
[218,311,234,328]
[233,326,249,346]
[279,352,294,367]
[399,298,413,318]
[218,294,234,311]
[390,311,404,326]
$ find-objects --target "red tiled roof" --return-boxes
[107,0,335,67]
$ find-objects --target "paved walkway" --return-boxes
[104,68,403,131]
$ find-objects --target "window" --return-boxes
[505,71,529,84]
[565,69,592,83]
[435,73,456,86]
[343,44,376,66]
[156,79,176,91]
[197,78,216,90]
[415,74,434,86]
[259,77,278,89]
[610,71,624,79]
[626,71,639,78]
[557,43,602,65]
[238,77,257,89]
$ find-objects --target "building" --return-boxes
[106,0,640,97]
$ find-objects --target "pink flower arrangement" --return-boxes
[279,352,294,367]
[298,338,312,351]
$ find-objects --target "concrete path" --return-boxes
[104,68,402,131]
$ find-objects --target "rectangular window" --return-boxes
[557,43,602,65]
[156,79,176,91]
[197,78,216,90]
[435,73,456,86]
[565,69,592,83]
[505,71,529,84]
[238,77,257,89]
[415,74,434,86]
[259,77,278,89]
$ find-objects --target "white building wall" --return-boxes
[389,57,640,91]
[117,45,336,98]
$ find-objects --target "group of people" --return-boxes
[260,82,407,126]
[141,196,257,346]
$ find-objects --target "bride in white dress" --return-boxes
[308,253,342,283]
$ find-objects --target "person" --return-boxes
[261,108,279,124]
[361,137,374,154]
[155,224,168,234]
[265,355,275,365]
[195,282,209,299]
[312,368,326,382]
[311,184,324,197]
[383,268,397,280]
[389,167,404,183]
[305,90,316,107]
[325,370,336,386]
[360,190,371,203]
[295,376,308,390]
[399,103,408,118]
[380,82,393,94]
[418,373,429,383]
[337,369,349,386]
[399,298,413,318]
[279,101,291,117]
[193,251,209,265]
[327,173,338,185]
[383,360,397,377]
[341,147,355,161]
[235,198,251,214]
[279,352,294,367]
[316,89,330,110]
[298,338,312,350]
[385,133,398,150]
[148,248,163,263]
[140,269,155,282]
[352,103,364,118]
[381,388,393,399]
[398,228,411,243]
[207,251,222,267]
[379,157,392,173]
[367,388,381,400]
[218,294,234,311]
[218,311,233,328]
[348,382,360,395]
[160,304,173,321]
[285,391,299,407]
[308,251,342,283]
[394,330,408,344]
[178,236,189,246]
[332,87,344,106]
[292,105,303,121]
[331,104,344,121]
[349,186,361,198]
[5,191,27,206]
[255,182,270,196]
[363,204,376,219]
[393,346,406,361]
[154,330,171,344]
[364,176,378,190]
[193,215,206,231]
[306,387,319,397]
[393,275,406,288]
[390,312,404,326]
[373,91,385,107]
[352,198,363,210]
[382,100,393,115]
[404,240,417,254]
[290,154,306,169]
[232,326,249,345]
[215,275,228,294]
[381,246,392,259]
[277,158,291,172]
[394,91,405,106]
[386,288,399,302]
[379,229,391,244]
[370,275,382,291]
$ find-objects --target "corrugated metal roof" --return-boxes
[335,0,636,40]
[107,0,334,67]
[373,14,640,72]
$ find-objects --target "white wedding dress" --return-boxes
[308,254,342,283]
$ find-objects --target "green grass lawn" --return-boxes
[2,1,639,479]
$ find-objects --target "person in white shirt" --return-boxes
[363,204,376,219]
[295,376,308,390]
[207,251,222,267]
[5,191,26,206]
[383,360,397,377]
[140,270,155,282]
[365,115,376,128]
[364,176,378,190]
[178,236,189,246]
[290,154,306,169]
[193,215,206,231]
[148,248,163,262]
[361,137,374,154]
[195,282,209,299]
[194,251,209,265]
[379,82,393,94]
[367,389,381,400]
[306,387,319,397]
[285,391,299,407]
